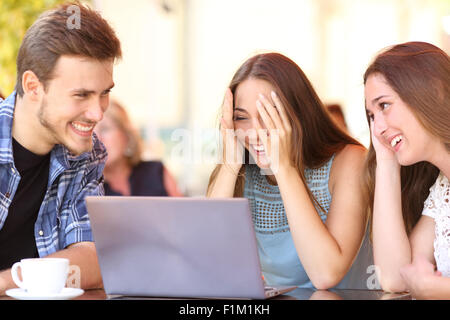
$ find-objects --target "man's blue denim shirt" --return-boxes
[0,92,106,257]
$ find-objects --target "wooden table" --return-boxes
[70,288,411,300]
[0,288,410,300]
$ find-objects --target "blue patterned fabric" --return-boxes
[244,155,373,289]
[0,92,106,257]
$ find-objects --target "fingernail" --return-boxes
[271,91,276,98]
[256,100,262,108]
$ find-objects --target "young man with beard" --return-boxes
[0,3,122,294]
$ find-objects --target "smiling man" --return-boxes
[0,3,121,294]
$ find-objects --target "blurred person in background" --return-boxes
[207,52,372,290]
[95,100,182,197]
[364,41,450,299]
[327,104,348,133]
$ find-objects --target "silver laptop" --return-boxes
[86,196,296,299]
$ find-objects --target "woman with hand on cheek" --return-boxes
[207,53,371,289]
[364,41,450,299]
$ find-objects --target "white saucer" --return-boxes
[6,287,84,300]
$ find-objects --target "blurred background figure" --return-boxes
[326,104,348,133]
[2,0,449,196]
[95,100,183,197]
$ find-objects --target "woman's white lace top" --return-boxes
[422,172,450,277]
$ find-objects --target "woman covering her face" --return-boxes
[364,41,450,299]
[207,52,372,289]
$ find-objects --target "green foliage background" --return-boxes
[0,0,83,96]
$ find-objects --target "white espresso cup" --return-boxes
[11,258,69,295]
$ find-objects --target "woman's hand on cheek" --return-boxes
[221,88,244,173]
[370,121,398,164]
[255,91,293,174]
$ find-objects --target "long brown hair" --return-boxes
[207,52,362,210]
[363,41,449,235]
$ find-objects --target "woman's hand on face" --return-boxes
[255,91,293,174]
[370,120,398,163]
[221,88,244,173]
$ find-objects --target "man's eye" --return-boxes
[233,116,247,121]
[101,90,111,96]
[75,93,88,98]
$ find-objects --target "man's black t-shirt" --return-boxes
[0,138,50,270]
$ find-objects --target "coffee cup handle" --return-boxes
[11,262,25,289]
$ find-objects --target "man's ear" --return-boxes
[22,70,44,101]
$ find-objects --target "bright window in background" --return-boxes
[95,0,449,196]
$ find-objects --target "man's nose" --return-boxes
[85,99,105,123]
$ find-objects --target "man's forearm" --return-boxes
[50,241,103,290]
[0,268,17,296]
[0,241,103,296]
